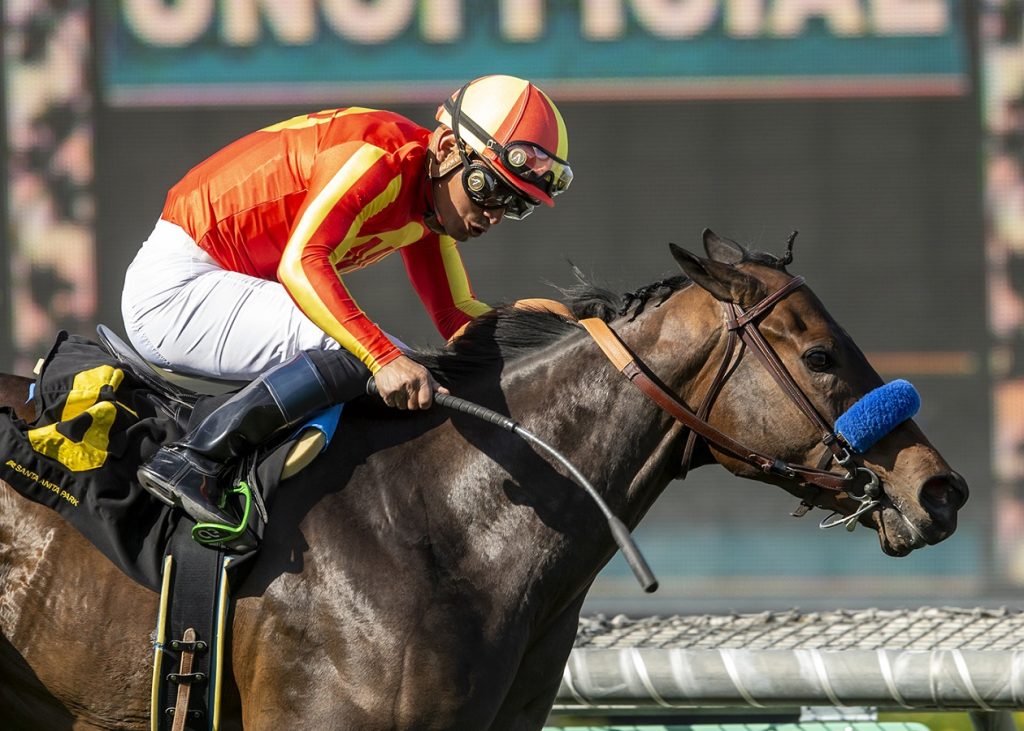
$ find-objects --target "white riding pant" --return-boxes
[122,220,342,380]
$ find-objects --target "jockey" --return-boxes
[123,75,573,529]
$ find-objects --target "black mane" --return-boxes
[413,273,691,387]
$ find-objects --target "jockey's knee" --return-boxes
[305,349,371,403]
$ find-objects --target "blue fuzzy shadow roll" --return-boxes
[835,379,921,453]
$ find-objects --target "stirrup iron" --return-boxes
[191,482,253,547]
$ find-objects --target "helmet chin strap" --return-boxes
[425,136,464,235]
[424,175,447,235]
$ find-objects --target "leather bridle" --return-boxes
[581,275,883,530]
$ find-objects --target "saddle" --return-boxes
[95,324,332,484]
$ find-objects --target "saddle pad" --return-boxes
[0,331,341,590]
[0,332,183,589]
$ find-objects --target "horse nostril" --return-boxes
[919,474,968,516]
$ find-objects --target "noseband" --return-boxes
[581,276,882,530]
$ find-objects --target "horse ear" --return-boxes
[702,228,748,265]
[670,242,762,305]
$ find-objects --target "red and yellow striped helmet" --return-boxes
[436,75,572,207]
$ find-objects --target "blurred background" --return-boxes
[2,0,1015,614]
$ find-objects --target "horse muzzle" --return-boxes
[873,470,968,555]
[915,470,968,538]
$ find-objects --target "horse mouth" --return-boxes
[870,471,967,556]
[868,506,921,556]
[871,503,943,557]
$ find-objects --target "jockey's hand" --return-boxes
[374,355,448,410]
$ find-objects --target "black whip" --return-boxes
[366,379,658,593]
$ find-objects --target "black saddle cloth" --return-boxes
[0,332,205,590]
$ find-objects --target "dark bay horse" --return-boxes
[0,232,967,730]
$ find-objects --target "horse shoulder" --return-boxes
[230,409,540,727]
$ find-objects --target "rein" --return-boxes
[581,275,883,529]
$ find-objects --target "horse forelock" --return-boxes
[742,250,791,271]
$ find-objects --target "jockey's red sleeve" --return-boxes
[401,235,492,340]
[161,108,482,373]
[276,141,411,371]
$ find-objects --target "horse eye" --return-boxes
[804,348,833,371]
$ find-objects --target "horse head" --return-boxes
[666,229,967,557]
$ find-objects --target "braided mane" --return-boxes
[412,234,792,388]
[412,272,691,386]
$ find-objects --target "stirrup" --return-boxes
[191,482,253,547]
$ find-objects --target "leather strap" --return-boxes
[680,329,739,479]
[580,319,634,372]
[580,297,853,493]
[512,298,576,319]
[582,318,777,471]
[170,628,196,731]
[728,276,805,329]
[449,298,575,344]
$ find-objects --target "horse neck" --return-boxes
[462,286,725,599]
[287,293,729,636]
[550,285,727,514]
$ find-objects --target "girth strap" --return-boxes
[170,628,201,731]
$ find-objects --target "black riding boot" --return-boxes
[137,349,367,525]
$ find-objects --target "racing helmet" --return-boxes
[436,75,572,207]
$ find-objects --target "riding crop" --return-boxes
[366,379,658,593]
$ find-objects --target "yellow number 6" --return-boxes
[28,365,134,472]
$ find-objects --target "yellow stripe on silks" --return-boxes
[329,173,405,266]
[334,221,425,271]
[279,144,389,368]
[538,89,569,159]
[261,107,376,132]
[324,278,378,369]
[440,236,492,318]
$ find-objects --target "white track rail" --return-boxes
[557,647,1024,710]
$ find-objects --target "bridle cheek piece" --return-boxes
[581,275,883,531]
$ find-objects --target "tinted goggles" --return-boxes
[499,141,573,199]
[462,161,535,220]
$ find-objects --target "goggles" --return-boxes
[460,156,536,221]
[495,141,573,200]
[445,83,572,206]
